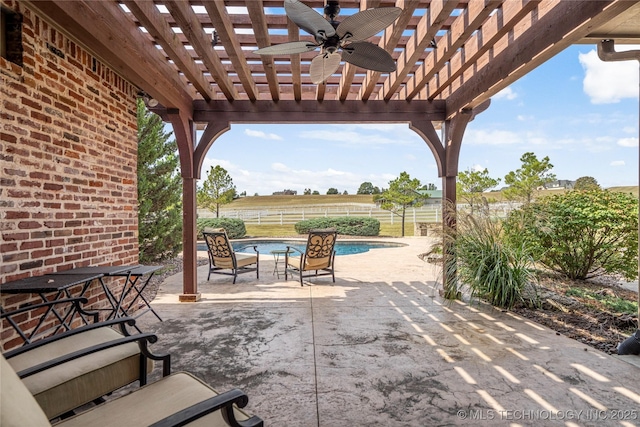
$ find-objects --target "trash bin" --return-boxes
[617,329,640,355]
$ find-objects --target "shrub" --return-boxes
[294,217,380,236]
[503,189,638,280]
[197,218,246,239]
[446,212,537,309]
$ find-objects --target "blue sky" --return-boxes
[198,44,639,196]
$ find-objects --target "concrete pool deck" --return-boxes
[134,236,640,426]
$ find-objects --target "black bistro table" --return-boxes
[1,272,104,343]
[50,265,163,329]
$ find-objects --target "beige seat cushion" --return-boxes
[203,227,225,233]
[213,252,256,269]
[1,355,254,427]
[1,355,51,427]
[235,252,258,267]
[8,327,150,419]
[287,255,330,270]
[55,372,252,427]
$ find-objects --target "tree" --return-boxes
[574,176,600,191]
[457,168,501,214]
[422,183,437,191]
[327,187,339,195]
[312,190,320,195]
[197,165,236,217]
[137,99,182,262]
[503,189,638,280]
[303,188,312,195]
[343,190,348,195]
[374,172,428,236]
[357,182,380,194]
[503,152,556,204]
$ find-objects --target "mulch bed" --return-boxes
[512,272,638,355]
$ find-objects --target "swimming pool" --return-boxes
[197,239,407,256]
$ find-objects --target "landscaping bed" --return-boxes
[513,272,638,355]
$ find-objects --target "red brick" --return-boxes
[1,2,139,348]
[5,211,30,219]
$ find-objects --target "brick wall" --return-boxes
[1,0,140,349]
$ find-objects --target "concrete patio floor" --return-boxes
[134,237,640,426]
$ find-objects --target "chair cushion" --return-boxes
[304,256,330,270]
[55,372,252,427]
[287,255,330,270]
[235,253,258,268]
[213,255,235,269]
[286,255,302,269]
[203,227,225,233]
[1,355,51,427]
[7,327,150,419]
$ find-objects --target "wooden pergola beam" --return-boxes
[165,0,238,101]
[25,0,193,113]
[247,0,280,101]
[124,0,215,101]
[204,0,259,101]
[446,0,638,116]
[190,100,446,123]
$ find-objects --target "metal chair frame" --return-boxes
[284,229,337,286]
[202,231,259,284]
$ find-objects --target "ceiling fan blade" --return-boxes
[285,0,335,40]
[254,41,318,55]
[341,42,396,72]
[336,7,401,42]
[309,52,342,84]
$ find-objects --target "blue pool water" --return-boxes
[198,239,406,256]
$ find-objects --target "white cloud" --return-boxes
[579,47,640,104]
[225,6,248,14]
[610,160,626,167]
[201,157,234,172]
[245,129,282,140]
[618,137,639,147]
[493,87,518,100]
[271,162,289,172]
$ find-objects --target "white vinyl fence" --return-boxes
[197,203,517,225]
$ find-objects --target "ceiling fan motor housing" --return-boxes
[324,1,340,20]
[324,36,341,54]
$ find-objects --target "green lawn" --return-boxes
[228,194,375,208]
[245,222,418,238]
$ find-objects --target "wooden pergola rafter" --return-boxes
[24,0,640,300]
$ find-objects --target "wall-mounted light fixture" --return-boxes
[137,90,159,107]
[212,30,220,47]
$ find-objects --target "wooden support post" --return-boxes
[442,175,458,299]
[179,176,200,302]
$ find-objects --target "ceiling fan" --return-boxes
[254,0,401,84]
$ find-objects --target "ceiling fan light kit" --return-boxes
[254,0,401,84]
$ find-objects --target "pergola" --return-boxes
[25,0,640,301]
